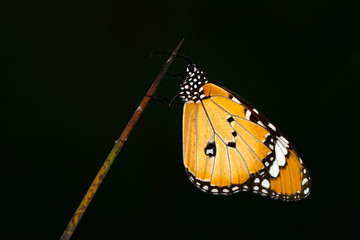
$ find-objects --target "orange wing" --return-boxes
[182,83,311,201]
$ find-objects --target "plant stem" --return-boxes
[60,38,184,240]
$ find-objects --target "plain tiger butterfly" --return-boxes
[177,62,311,201]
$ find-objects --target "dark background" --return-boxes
[2,0,359,239]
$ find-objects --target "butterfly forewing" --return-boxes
[180,64,311,201]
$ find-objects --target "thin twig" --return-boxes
[60,39,184,240]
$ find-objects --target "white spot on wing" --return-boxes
[245,110,251,120]
[277,136,289,148]
[279,136,289,144]
[268,123,276,131]
[302,178,308,186]
[232,97,241,104]
[206,148,214,155]
[261,179,270,189]
[278,140,288,155]
[275,142,286,167]
[258,121,265,127]
[269,162,280,177]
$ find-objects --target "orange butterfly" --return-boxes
[179,63,311,201]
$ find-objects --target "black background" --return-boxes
[2,0,360,239]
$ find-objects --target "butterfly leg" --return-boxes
[145,93,179,107]
[168,94,179,107]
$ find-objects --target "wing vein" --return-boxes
[288,162,293,195]
[235,148,250,183]
[184,105,194,163]
[199,101,217,185]
[194,103,198,176]
[226,146,232,186]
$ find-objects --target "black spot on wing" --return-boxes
[227,142,236,148]
[227,116,234,123]
[205,141,216,157]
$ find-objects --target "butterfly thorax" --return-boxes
[179,63,209,103]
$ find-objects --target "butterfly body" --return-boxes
[180,63,311,201]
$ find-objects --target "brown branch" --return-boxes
[60,39,184,240]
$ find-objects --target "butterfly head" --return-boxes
[179,63,209,102]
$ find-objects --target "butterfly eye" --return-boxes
[186,63,196,73]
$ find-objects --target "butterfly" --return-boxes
[177,62,311,201]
